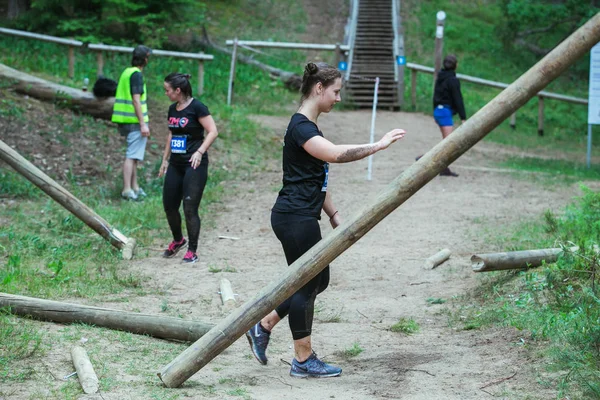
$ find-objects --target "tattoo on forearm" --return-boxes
[336,144,377,163]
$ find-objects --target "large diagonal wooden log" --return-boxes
[0,293,214,342]
[158,14,600,387]
[0,139,135,258]
[0,63,114,120]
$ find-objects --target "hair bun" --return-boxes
[305,62,319,75]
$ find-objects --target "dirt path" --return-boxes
[133,110,578,399]
[3,110,582,400]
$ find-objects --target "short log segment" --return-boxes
[0,293,214,342]
[219,279,236,307]
[0,139,133,257]
[71,346,99,394]
[424,248,451,269]
[0,63,114,120]
[472,248,563,272]
[157,14,600,388]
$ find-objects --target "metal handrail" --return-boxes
[344,0,360,81]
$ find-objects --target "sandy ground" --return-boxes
[2,110,585,400]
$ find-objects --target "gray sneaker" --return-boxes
[121,189,138,201]
[245,322,270,365]
[135,187,147,198]
[290,352,342,378]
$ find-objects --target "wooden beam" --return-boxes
[0,293,214,342]
[157,13,600,388]
[424,248,451,269]
[471,248,564,272]
[71,346,99,394]
[0,139,135,256]
[0,63,114,120]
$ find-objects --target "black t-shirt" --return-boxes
[130,71,144,95]
[167,98,210,165]
[272,113,329,218]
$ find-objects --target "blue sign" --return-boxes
[338,61,348,71]
[396,56,406,66]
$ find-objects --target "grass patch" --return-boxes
[340,342,364,359]
[452,187,600,398]
[0,312,43,382]
[498,157,600,184]
[390,317,420,334]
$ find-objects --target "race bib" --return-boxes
[170,135,187,154]
[321,163,329,192]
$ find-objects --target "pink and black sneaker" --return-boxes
[182,250,198,264]
[162,238,187,258]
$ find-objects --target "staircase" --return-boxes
[345,0,400,109]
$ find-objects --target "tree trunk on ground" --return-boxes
[0,63,114,120]
[0,292,214,342]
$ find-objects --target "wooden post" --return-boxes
[538,96,545,136]
[227,37,238,106]
[424,248,451,269]
[433,11,446,84]
[71,346,99,394]
[96,51,104,77]
[510,112,516,130]
[219,279,236,307]
[334,43,341,68]
[157,13,600,388]
[471,248,566,272]
[0,139,135,258]
[411,69,417,110]
[68,45,75,79]
[197,60,204,96]
[0,293,214,342]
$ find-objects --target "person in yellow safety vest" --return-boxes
[112,44,152,200]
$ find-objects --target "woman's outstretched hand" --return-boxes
[158,159,169,178]
[378,129,406,150]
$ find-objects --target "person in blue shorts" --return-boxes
[432,54,466,177]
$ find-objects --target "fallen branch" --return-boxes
[71,346,99,394]
[480,371,517,389]
[196,27,301,91]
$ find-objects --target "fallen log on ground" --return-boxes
[424,248,451,269]
[157,14,600,389]
[471,247,576,272]
[71,346,99,394]
[0,139,135,259]
[0,63,114,120]
[0,293,214,342]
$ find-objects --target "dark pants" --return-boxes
[271,211,330,340]
[163,162,208,252]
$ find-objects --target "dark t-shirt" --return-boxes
[167,98,211,165]
[272,113,329,218]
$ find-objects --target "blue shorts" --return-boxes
[125,130,147,161]
[433,105,454,127]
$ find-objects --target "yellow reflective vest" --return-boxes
[111,67,148,124]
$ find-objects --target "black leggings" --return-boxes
[163,162,208,253]
[271,211,330,340]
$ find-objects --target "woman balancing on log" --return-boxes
[158,73,218,263]
[246,62,407,378]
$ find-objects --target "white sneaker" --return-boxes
[135,187,147,198]
[121,189,138,201]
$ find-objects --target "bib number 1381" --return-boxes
[170,136,187,154]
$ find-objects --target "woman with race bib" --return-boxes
[158,73,218,263]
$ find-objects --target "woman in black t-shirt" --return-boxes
[245,62,406,378]
[158,73,218,263]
